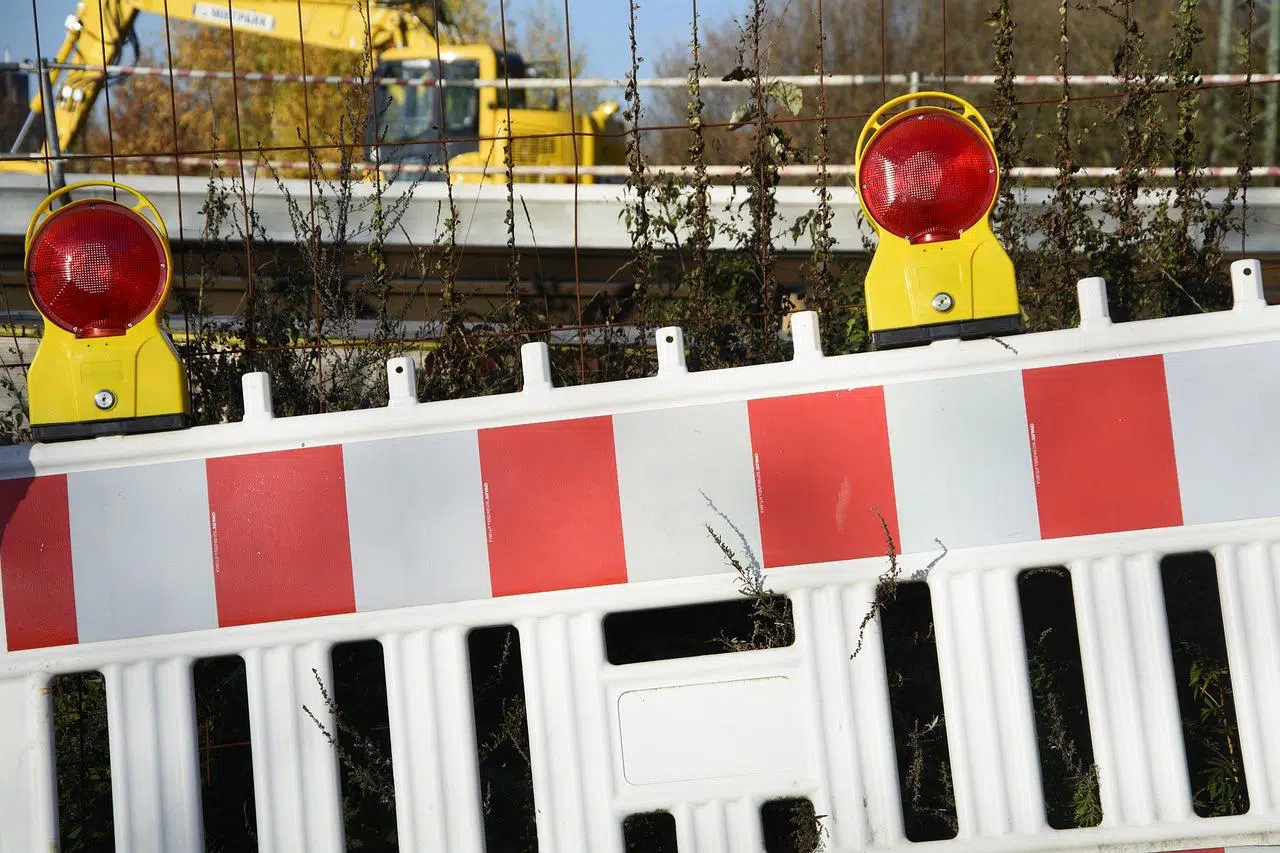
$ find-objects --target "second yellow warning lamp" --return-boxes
[854,92,1022,348]
[24,181,190,442]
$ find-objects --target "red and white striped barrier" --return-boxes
[3,289,1279,653]
[4,262,1280,853]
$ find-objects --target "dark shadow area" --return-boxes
[623,810,679,853]
[603,596,795,665]
[1018,566,1101,829]
[469,625,538,852]
[761,797,823,853]
[1161,551,1249,817]
[880,582,958,841]
[51,670,114,853]
[194,655,258,852]
[331,639,398,849]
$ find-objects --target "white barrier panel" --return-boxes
[2,262,1280,851]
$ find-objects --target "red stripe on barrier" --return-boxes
[749,388,899,567]
[0,475,77,650]
[207,446,355,627]
[1023,355,1182,539]
[479,416,627,596]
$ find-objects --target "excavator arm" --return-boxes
[20,0,453,163]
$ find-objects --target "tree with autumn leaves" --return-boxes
[83,27,357,177]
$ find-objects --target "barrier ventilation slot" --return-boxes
[622,810,679,853]
[331,640,398,848]
[1017,566,1101,829]
[194,655,258,849]
[603,596,796,665]
[881,582,959,840]
[469,625,539,852]
[761,796,823,853]
[1160,551,1249,817]
[52,671,114,851]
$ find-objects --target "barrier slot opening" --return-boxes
[331,639,398,849]
[623,810,679,852]
[469,624,539,852]
[51,670,114,852]
[1160,551,1249,817]
[194,655,258,850]
[1017,566,1101,829]
[761,796,823,853]
[603,596,795,665]
[881,582,958,841]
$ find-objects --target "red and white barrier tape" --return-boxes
[38,155,1280,180]
[22,61,1280,90]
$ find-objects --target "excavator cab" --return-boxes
[369,44,624,184]
[370,56,485,172]
[369,47,550,180]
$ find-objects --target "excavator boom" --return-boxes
[16,0,449,165]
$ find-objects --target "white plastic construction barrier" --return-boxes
[3,261,1280,852]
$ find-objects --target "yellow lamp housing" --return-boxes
[854,92,1022,348]
[23,181,191,442]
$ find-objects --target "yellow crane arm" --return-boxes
[25,0,451,161]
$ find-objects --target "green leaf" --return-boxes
[766,80,803,116]
[728,102,757,130]
[767,126,795,163]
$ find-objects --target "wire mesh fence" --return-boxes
[0,0,1277,430]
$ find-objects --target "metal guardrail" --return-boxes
[9,60,1280,89]
[6,60,1276,180]
[7,153,1280,182]
[5,174,1280,253]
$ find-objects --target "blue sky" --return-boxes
[0,0,744,79]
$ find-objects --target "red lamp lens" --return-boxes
[859,111,998,244]
[26,202,168,337]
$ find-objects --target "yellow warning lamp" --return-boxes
[854,92,1021,348]
[23,181,190,442]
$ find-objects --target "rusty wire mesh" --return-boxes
[0,0,1276,411]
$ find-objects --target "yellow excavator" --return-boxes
[4,0,625,183]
